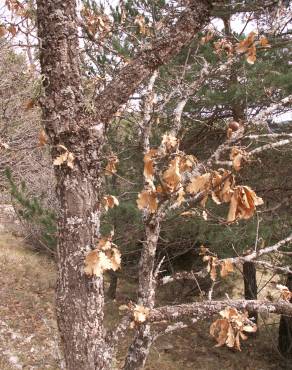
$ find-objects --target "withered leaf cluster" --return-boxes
[137,134,263,222]
[84,234,121,277]
[210,307,257,350]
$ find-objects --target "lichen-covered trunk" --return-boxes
[123,222,160,370]
[55,166,111,369]
[36,1,110,368]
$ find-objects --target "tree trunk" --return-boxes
[123,221,160,370]
[107,271,118,300]
[36,1,109,368]
[243,261,258,323]
[278,274,292,357]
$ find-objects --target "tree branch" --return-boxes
[94,0,212,123]
[149,299,292,323]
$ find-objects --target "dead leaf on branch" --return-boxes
[236,31,256,54]
[200,30,214,45]
[84,236,121,277]
[175,187,185,206]
[214,39,233,56]
[133,304,150,323]
[259,36,271,48]
[210,307,257,351]
[246,44,257,64]
[220,259,234,278]
[203,255,218,281]
[227,186,263,223]
[143,149,158,183]
[39,129,48,147]
[162,157,181,192]
[211,170,234,204]
[276,284,292,302]
[179,154,197,173]
[186,173,211,195]
[102,195,119,212]
[0,25,7,37]
[137,189,158,213]
[161,133,178,152]
[53,145,75,169]
[105,155,119,175]
[230,147,249,171]
[134,15,147,35]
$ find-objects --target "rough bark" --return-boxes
[123,220,161,370]
[37,1,108,368]
[243,262,258,323]
[278,274,292,357]
[149,300,292,323]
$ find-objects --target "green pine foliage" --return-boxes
[5,168,57,253]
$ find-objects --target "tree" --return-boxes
[1,0,291,369]
[35,0,213,368]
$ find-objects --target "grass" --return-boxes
[0,231,290,369]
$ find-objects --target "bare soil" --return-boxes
[0,232,291,370]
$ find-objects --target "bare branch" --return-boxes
[149,300,292,323]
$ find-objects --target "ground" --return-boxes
[0,231,291,369]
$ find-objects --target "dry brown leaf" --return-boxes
[84,250,112,277]
[67,152,75,169]
[84,236,121,277]
[211,170,234,204]
[246,44,256,64]
[105,155,119,175]
[179,154,197,172]
[103,195,119,212]
[214,39,233,56]
[210,319,230,347]
[230,147,249,171]
[7,24,17,36]
[276,284,292,302]
[227,186,263,222]
[161,133,178,152]
[180,210,196,217]
[133,304,150,323]
[134,15,146,34]
[53,152,68,166]
[203,255,218,281]
[175,187,185,206]
[39,129,48,147]
[186,173,211,194]
[210,307,257,351]
[108,247,121,271]
[200,30,214,45]
[259,36,271,48]
[220,259,234,278]
[143,149,158,182]
[236,31,256,53]
[227,127,233,139]
[97,236,112,251]
[137,190,158,213]
[53,145,75,169]
[0,25,7,37]
[162,157,181,192]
